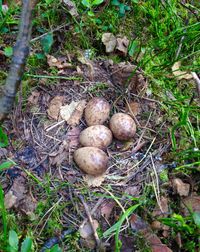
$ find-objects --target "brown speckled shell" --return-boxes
[109,113,136,141]
[80,125,112,149]
[74,147,108,175]
[84,97,110,126]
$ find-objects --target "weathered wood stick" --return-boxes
[0,0,36,121]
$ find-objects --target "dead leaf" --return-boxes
[4,175,37,215]
[116,36,129,56]
[172,178,190,196]
[28,91,40,105]
[67,100,87,126]
[67,126,81,150]
[49,142,68,166]
[152,196,169,217]
[47,55,72,69]
[100,200,115,219]
[102,33,117,53]
[125,186,140,197]
[84,174,105,187]
[130,214,172,252]
[60,101,79,122]
[181,195,200,216]
[172,61,193,80]
[110,62,147,94]
[125,102,141,116]
[79,219,99,239]
[0,147,8,158]
[4,190,18,209]
[62,0,78,17]
[47,96,64,120]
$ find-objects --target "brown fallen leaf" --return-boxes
[125,101,141,116]
[84,174,105,187]
[110,62,147,94]
[152,196,169,217]
[4,175,37,215]
[62,0,78,17]
[100,200,115,219]
[27,91,40,105]
[47,54,72,69]
[102,33,117,53]
[67,100,87,126]
[67,126,81,150]
[181,195,200,216]
[125,186,140,197]
[79,219,99,239]
[60,101,79,122]
[47,96,64,120]
[172,61,193,80]
[130,214,172,252]
[116,36,129,56]
[172,178,190,196]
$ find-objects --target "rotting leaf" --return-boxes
[172,61,193,80]
[67,100,87,126]
[152,196,169,217]
[27,91,40,105]
[125,101,141,116]
[84,174,105,187]
[47,96,64,120]
[102,33,117,53]
[60,101,79,122]
[116,36,129,56]
[62,0,79,17]
[172,178,190,197]
[100,200,115,219]
[47,55,72,69]
[130,214,172,252]
[79,219,99,239]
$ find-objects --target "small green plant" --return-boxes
[8,230,32,252]
[81,0,104,16]
[160,213,200,251]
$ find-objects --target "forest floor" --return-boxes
[0,1,200,252]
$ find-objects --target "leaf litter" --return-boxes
[2,57,186,251]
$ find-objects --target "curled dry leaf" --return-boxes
[79,219,99,239]
[152,196,169,217]
[62,0,78,17]
[100,200,115,219]
[47,54,72,69]
[27,91,40,105]
[84,174,105,187]
[125,101,141,116]
[4,175,37,215]
[172,178,190,197]
[172,61,193,80]
[102,33,117,53]
[130,214,172,252]
[47,96,64,120]
[116,36,129,56]
[67,100,87,126]
[60,101,79,122]
[181,195,200,216]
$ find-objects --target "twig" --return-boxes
[76,193,101,249]
[30,23,70,42]
[81,198,104,227]
[150,154,163,213]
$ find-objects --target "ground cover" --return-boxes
[0,1,200,251]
